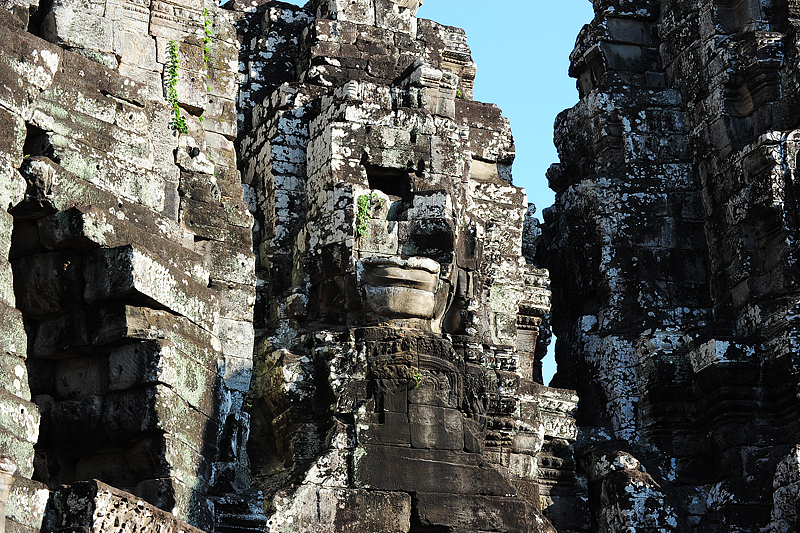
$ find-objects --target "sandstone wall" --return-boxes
[0,0,581,532]
[0,0,254,530]
[543,0,800,531]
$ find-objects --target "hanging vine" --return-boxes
[166,39,188,133]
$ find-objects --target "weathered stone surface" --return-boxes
[5,476,48,533]
[267,486,411,533]
[107,339,222,418]
[12,250,83,318]
[353,445,517,496]
[0,0,571,531]
[43,480,206,533]
[0,302,26,358]
[416,492,546,533]
[82,245,219,334]
[0,24,61,117]
[534,0,800,531]
[102,384,220,457]
[409,404,464,450]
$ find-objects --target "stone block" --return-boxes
[0,166,26,220]
[0,210,12,260]
[26,363,53,398]
[465,128,513,166]
[334,379,369,413]
[218,318,255,359]
[38,205,208,285]
[599,42,645,72]
[605,17,653,45]
[149,4,204,42]
[5,476,48,533]
[374,0,418,34]
[117,63,164,101]
[372,379,408,412]
[114,28,157,71]
[42,133,164,212]
[0,353,29,400]
[353,445,516,496]
[6,518,38,533]
[107,339,223,418]
[48,395,107,449]
[0,24,61,117]
[323,0,376,26]
[14,158,154,225]
[32,310,90,358]
[415,492,536,532]
[12,250,83,318]
[0,389,39,450]
[407,373,459,409]
[102,384,221,457]
[83,245,219,334]
[509,452,538,480]
[134,476,213,531]
[52,354,109,400]
[199,241,255,286]
[0,107,25,168]
[41,6,114,54]
[463,416,485,454]
[0,432,34,478]
[209,280,255,322]
[125,432,214,484]
[179,198,230,241]
[222,354,253,393]
[319,488,410,532]
[269,485,410,533]
[202,95,237,139]
[355,411,411,446]
[44,480,206,533]
[91,305,221,356]
[74,451,138,487]
[207,67,237,100]
[409,404,464,450]
[0,257,16,308]
[0,301,27,359]
[106,0,150,34]
[168,42,208,115]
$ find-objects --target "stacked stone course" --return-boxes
[0,0,255,530]
[0,0,583,532]
[10,0,800,530]
[543,0,800,531]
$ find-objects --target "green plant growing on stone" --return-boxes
[356,192,383,238]
[198,8,213,122]
[166,39,188,134]
[456,88,464,99]
[412,370,422,389]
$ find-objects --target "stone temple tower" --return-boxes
[0,0,580,532]
[7,0,800,531]
[542,0,800,531]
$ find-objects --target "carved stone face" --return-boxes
[305,99,461,328]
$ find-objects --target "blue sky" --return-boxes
[275,0,596,383]
[417,1,595,383]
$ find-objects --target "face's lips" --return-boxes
[358,256,441,319]
[360,256,440,274]
[359,256,439,292]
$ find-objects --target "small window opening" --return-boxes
[365,164,414,199]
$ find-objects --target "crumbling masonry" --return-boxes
[0,0,799,532]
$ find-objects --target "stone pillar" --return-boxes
[0,456,17,533]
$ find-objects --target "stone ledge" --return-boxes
[43,480,205,533]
